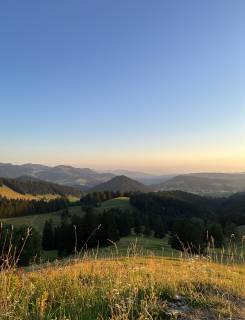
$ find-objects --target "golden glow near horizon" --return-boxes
[4,146,245,174]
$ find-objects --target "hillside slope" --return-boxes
[0,176,80,199]
[89,175,150,193]
[0,185,44,200]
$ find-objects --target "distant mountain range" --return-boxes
[89,175,151,193]
[0,163,114,189]
[0,163,172,190]
[155,173,245,196]
[2,163,245,196]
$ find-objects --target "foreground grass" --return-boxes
[1,255,245,320]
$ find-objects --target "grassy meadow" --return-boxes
[93,235,179,259]
[99,197,132,210]
[1,250,245,319]
[0,206,82,233]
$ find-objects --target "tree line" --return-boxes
[0,196,69,218]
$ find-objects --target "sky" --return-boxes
[0,0,245,174]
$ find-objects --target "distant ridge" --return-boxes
[0,163,114,188]
[154,173,245,196]
[105,169,175,185]
[89,175,151,193]
[0,162,170,188]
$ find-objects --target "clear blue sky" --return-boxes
[1,0,245,173]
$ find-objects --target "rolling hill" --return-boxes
[0,176,81,200]
[154,173,245,196]
[0,185,44,200]
[0,163,174,188]
[0,163,114,188]
[89,175,151,193]
[106,169,175,185]
[4,163,245,196]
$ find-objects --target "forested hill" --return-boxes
[130,191,217,221]
[0,176,81,197]
[89,175,151,193]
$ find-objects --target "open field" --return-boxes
[1,254,245,319]
[67,195,81,202]
[98,197,133,211]
[42,235,179,262]
[0,206,82,233]
[41,231,245,267]
[94,235,180,259]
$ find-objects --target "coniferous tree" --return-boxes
[98,211,119,246]
[42,219,55,250]
[152,215,166,238]
[0,224,41,266]
[169,217,205,253]
[82,209,100,248]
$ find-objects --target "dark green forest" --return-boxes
[1,190,245,265]
[0,197,69,218]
